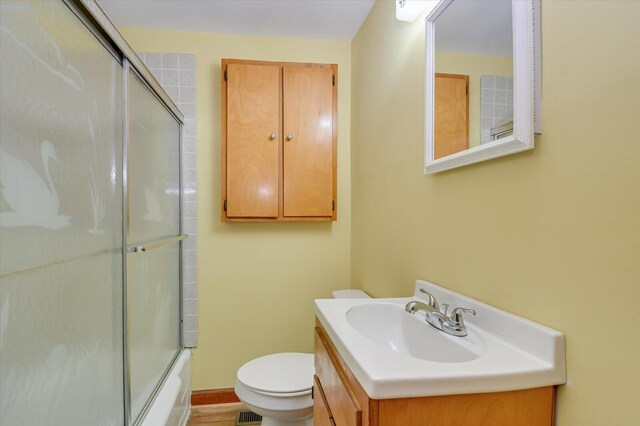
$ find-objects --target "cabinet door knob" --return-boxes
[269,133,277,140]
[287,134,294,141]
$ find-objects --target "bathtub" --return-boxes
[140,349,191,426]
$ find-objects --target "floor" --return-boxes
[187,402,250,426]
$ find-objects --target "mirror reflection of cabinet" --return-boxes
[434,73,469,159]
[424,0,541,174]
[221,59,338,222]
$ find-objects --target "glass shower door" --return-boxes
[0,1,124,424]
[125,67,182,423]
[1,2,185,424]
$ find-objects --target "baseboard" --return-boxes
[191,388,241,405]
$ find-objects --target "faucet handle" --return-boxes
[419,288,439,311]
[441,307,476,337]
[441,303,449,316]
[451,307,476,324]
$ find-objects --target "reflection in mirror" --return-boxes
[434,1,513,159]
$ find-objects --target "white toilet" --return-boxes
[235,353,315,426]
[234,289,370,426]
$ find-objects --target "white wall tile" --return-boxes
[178,103,195,118]
[180,87,195,104]
[179,54,195,70]
[183,267,198,284]
[162,53,179,69]
[161,69,179,86]
[183,250,197,267]
[182,332,197,348]
[481,89,494,102]
[182,136,196,153]
[183,184,197,202]
[183,218,197,235]
[494,104,507,119]
[182,298,197,315]
[184,201,197,219]
[184,169,197,185]
[183,152,196,166]
[480,74,514,144]
[184,119,196,137]
[183,286,196,301]
[183,315,197,331]
[163,85,179,104]
[179,70,195,87]
[495,89,507,105]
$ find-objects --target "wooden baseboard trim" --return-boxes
[191,388,241,405]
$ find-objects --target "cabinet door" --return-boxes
[226,63,280,217]
[283,66,335,217]
[315,328,361,426]
[314,376,336,426]
[434,73,469,159]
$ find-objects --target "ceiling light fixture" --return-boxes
[395,0,439,22]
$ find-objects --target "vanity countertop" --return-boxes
[314,280,566,399]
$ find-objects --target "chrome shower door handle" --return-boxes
[127,234,188,253]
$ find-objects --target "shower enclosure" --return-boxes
[0,1,188,424]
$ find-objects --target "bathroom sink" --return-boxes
[314,280,566,399]
[346,303,484,363]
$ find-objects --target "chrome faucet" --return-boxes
[405,289,477,337]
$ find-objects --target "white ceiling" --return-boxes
[435,0,513,57]
[98,0,375,41]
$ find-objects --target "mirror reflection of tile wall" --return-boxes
[139,52,198,348]
[480,75,514,144]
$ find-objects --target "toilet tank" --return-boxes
[332,289,370,299]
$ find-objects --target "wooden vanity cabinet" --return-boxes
[314,320,556,426]
[221,59,338,222]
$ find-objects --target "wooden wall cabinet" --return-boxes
[314,320,556,426]
[221,59,338,222]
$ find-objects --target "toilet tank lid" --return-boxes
[332,289,371,299]
[237,353,314,394]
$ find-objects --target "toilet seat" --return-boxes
[237,353,314,395]
[243,387,311,398]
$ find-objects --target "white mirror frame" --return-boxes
[424,0,542,174]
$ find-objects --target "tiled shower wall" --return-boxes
[139,52,198,347]
[480,75,514,144]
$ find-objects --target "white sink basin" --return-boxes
[346,303,485,363]
[315,280,566,399]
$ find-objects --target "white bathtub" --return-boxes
[140,349,191,426]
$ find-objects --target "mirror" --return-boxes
[424,0,541,174]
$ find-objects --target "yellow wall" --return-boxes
[120,28,352,390]
[436,51,513,147]
[351,1,640,425]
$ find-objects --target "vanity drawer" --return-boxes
[313,375,336,426]
[315,327,362,426]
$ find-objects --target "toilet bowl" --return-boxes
[234,289,370,425]
[235,353,314,426]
